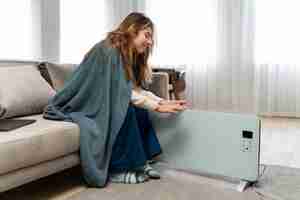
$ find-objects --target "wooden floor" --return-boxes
[1,116,300,200]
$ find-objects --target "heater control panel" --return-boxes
[241,130,254,152]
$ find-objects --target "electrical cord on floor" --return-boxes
[252,164,267,188]
[258,164,267,179]
[253,165,273,200]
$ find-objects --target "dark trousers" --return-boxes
[109,105,162,173]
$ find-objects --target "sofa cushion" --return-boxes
[44,62,78,91]
[0,114,79,176]
[0,65,56,119]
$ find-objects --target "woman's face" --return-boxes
[132,27,153,54]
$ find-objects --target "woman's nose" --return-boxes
[146,38,153,46]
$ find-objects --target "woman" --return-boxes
[44,12,187,187]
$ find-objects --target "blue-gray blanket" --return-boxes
[43,40,132,187]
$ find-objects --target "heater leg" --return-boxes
[236,180,252,192]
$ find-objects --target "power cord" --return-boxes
[258,164,267,179]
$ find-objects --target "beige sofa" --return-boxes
[0,61,169,193]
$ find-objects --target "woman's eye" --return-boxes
[145,33,151,40]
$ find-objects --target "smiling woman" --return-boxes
[132,27,153,54]
[44,12,187,187]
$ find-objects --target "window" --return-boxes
[146,1,217,65]
[60,0,107,63]
[255,1,300,64]
[0,1,37,60]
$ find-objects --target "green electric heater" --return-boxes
[150,109,261,191]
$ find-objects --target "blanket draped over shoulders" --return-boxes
[43,40,132,187]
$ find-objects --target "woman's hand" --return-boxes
[155,100,188,113]
[159,99,188,106]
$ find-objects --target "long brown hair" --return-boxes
[106,12,154,86]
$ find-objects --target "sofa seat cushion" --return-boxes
[0,114,79,175]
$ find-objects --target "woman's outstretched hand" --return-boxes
[159,100,188,106]
[154,99,189,113]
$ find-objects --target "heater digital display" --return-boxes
[242,130,253,139]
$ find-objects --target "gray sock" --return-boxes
[109,171,149,184]
[143,163,161,179]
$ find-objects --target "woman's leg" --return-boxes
[108,105,150,183]
[109,105,163,182]
[109,105,148,173]
[134,107,162,160]
[134,107,162,179]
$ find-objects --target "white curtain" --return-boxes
[146,0,300,117]
[0,0,61,62]
[104,0,145,31]
[210,0,255,113]
[146,0,255,114]
[60,0,107,63]
[4,0,299,116]
[146,1,217,65]
[60,0,144,63]
[0,0,40,60]
[254,1,300,117]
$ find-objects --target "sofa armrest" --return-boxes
[148,72,170,100]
